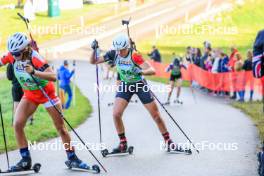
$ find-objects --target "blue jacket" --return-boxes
[218,56,229,73]
[58,66,75,87]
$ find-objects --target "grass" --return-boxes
[0,79,92,153]
[232,101,264,139]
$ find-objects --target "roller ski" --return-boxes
[173,99,183,105]
[0,158,41,175]
[166,141,192,155]
[101,142,134,157]
[65,156,100,174]
[162,101,170,106]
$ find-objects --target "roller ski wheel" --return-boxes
[101,146,134,157]
[65,159,100,174]
[174,100,183,105]
[0,161,41,174]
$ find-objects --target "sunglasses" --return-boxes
[11,51,22,57]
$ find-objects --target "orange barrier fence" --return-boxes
[148,60,264,95]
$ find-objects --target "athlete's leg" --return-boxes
[144,101,168,134]
[167,80,175,102]
[12,98,37,170]
[113,97,129,135]
[45,102,73,151]
[176,79,182,100]
[14,98,38,149]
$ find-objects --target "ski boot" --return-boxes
[101,142,134,157]
[65,155,100,173]
[10,157,32,172]
[174,99,183,105]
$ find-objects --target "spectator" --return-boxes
[185,46,193,63]
[148,45,161,63]
[234,53,245,102]
[193,48,202,66]
[243,50,254,101]
[205,54,213,72]
[211,48,221,73]
[58,60,75,109]
[200,46,212,70]
[218,52,229,73]
[228,46,239,71]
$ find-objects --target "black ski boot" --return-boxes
[10,157,32,172]
[112,141,128,153]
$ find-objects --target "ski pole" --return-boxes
[0,103,10,170]
[17,13,39,52]
[142,79,199,154]
[94,45,103,144]
[28,74,107,173]
[72,60,76,107]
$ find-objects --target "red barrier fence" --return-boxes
[148,60,264,95]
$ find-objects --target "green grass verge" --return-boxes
[0,79,92,153]
[232,101,264,140]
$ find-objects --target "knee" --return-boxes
[14,121,24,132]
[113,111,122,120]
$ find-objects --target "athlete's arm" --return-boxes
[89,50,105,64]
[139,61,156,76]
[25,64,57,82]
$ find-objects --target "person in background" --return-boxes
[200,46,211,70]
[243,50,254,101]
[193,48,202,66]
[185,46,193,64]
[164,53,185,105]
[6,63,34,125]
[205,54,213,72]
[148,45,161,63]
[58,60,75,109]
[229,47,239,99]
[228,46,239,71]
[211,48,221,73]
[234,53,245,102]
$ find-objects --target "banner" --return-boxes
[148,60,264,95]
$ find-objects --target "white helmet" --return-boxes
[7,32,30,53]
[112,33,130,51]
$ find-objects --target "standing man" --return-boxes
[58,60,75,109]
[148,45,162,63]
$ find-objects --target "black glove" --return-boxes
[91,40,99,50]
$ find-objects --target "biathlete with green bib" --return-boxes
[0,33,90,172]
[89,34,186,154]
[164,55,186,105]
